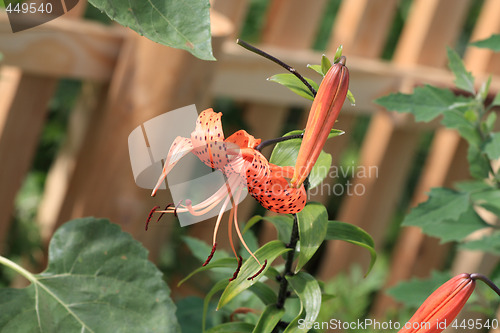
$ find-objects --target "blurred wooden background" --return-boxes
[1,0,500,327]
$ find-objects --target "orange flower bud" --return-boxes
[291,56,349,188]
[398,273,475,333]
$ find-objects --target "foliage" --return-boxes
[87,0,214,60]
[0,218,179,332]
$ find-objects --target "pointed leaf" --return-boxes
[0,218,179,332]
[183,236,229,263]
[218,241,291,310]
[295,202,328,272]
[321,54,332,75]
[268,74,319,101]
[333,45,343,63]
[467,144,491,179]
[307,64,324,77]
[471,188,500,215]
[178,258,237,286]
[447,47,475,94]
[470,34,500,51]
[402,188,470,227]
[347,89,356,105]
[252,304,284,333]
[492,92,500,107]
[203,279,229,332]
[326,220,376,275]
[375,85,466,122]
[270,131,332,190]
[261,215,294,244]
[88,0,214,60]
[283,272,322,333]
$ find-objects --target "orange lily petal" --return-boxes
[291,57,349,188]
[398,274,475,333]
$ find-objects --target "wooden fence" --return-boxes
[1,0,500,326]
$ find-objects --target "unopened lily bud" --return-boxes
[398,273,475,333]
[291,56,349,188]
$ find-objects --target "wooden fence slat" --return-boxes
[0,13,123,81]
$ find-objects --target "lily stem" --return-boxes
[236,39,317,97]
[470,273,500,296]
[255,133,304,152]
[276,213,299,312]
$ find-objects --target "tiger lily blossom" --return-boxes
[291,56,349,188]
[147,108,306,280]
[398,273,475,333]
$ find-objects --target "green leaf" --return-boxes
[471,188,500,215]
[307,64,324,77]
[321,54,332,75]
[183,236,229,263]
[218,241,291,310]
[333,45,343,63]
[296,202,328,272]
[328,129,345,139]
[203,279,229,332]
[346,89,356,105]
[447,47,475,94]
[270,131,332,190]
[478,76,492,103]
[461,232,500,255]
[467,144,491,179]
[470,34,500,51]
[252,304,284,333]
[0,218,179,332]
[375,85,463,122]
[455,180,492,193]
[248,282,278,305]
[326,220,376,275]
[402,188,470,227]
[492,92,500,107]
[412,206,489,243]
[88,0,214,60]
[484,132,500,160]
[283,272,322,333]
[387,271,452,308]
[483,112,497,133]
[268,74,319,101]
[178,257,237,286]
[177,296,206,333]
[206,322,255,333]
[441,109,481,146]
[262,215,294,244]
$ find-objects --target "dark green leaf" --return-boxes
[206,322,255,333]
[296,202,328,272]
[413,206,489,243]
[262,215,294,244]
[218,241,291,309]
[326,220,376,275]
[177,296,206,333]
[402,188,470,227]
[321,54,332,75]
[484,132,500,160]
[387,271,452,307]
[447,47,475,94]
[268,74,319,101]
[375,85,462,122]
[467,145,491,179]
[248,282,278,305]
[270,131,332,190]
[183,236,229,263]
[88,0,214,60]
[455,180,492,193]
[283,272,322,333]
[252,304,284,333]
[0,218,179,332]
[461,232,500,255]
[470,34,500,51]
[203,279,229,332]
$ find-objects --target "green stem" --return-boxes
[276,214,299,312]
[0,255,36,283]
